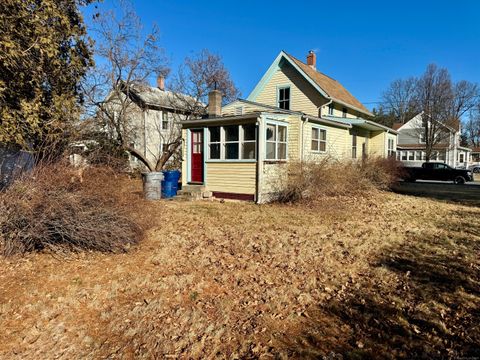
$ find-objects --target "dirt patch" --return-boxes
[0,180,479,358]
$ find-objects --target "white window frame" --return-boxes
[207,124,257,162]
[266,122,288,161]
[161,111,169,130]
[352,133,357,159]
[277,85,291,110]
[387,138,395,157]
[401,151,407,161]
[328,103,334,116]
[311,126,327,153]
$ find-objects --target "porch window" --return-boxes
[266,123,287,160]
[208,126,221,159]
[278,86,290,110]
[207,124,257,161]
[438,151,446,161]
[312,127,327,152]
[224,125,239,159]
[415,151,422,161]
[408,151,414,161]
[242,124,256,159]
[401,151,407,161]
[388,138,395,157]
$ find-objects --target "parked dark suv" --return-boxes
[404,162,473,184]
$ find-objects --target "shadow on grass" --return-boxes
[279,210,480,359]
[392,181,480,207]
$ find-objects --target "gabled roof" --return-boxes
[248,50,372,117]
[397,112,459,133]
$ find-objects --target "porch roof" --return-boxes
[322,115,398,134]
[181,113,261,127]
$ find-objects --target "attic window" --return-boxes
[342,107,347,118]
[278,86,290,110]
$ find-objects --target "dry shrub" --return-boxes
[0,163,143,256]
[274,156,404,203]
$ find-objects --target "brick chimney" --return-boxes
[208,89,222,118]
[307,50,316,69]
[157,75,165,91]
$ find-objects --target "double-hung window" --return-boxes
[278,86,290,110]
[162,111,169,130]
[352,133,357,159]
[387,138,395,157]
[266,123,287,160]
[242,124,256,159]
[207,124,257,160]
[209,126,221,159]
[342,107,348,118]
[312,127,327,152]
[328,103,334,115]
[224,125,240,159]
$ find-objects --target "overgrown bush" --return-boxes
[273,156,404,203]
[0,163,144,256]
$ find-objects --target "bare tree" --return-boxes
[381,77,419,125]
[381,64,479,161]
[464,104,480,148]
[81,0,171,171]
[171,49,240,112]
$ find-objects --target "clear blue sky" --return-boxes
[82,0,480,110]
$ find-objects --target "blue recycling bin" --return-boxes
[161,170,181,198]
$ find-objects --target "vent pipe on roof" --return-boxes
[307,50,316,70]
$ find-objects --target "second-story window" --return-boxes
[162,111,169,130]
[328,103,334,115]
[278,86,290,110]
[342,107,348,118]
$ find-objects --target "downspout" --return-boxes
[256,116,264,204]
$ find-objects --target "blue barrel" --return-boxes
[161,170,181,198]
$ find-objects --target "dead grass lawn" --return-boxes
[0,179,479,359]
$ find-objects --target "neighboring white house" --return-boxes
[394,113,471,168]
[103,76,199,169]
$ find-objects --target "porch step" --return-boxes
[177,184,211,200]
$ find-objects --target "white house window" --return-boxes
[207,125,257,161]
[401,151,407,160]
[162,111,169,130]
[419,133,426,143]
[278,86,290,110]
[388,138,395,157]
[415,150,422,161]
[266,123,287,160]
[352,133,357,159]
[408,151,414,161]
[438,151,446,161]
[459,153,465,163]
[224,125,239,159]
[328,103,334,115]
[312,127,327,152]
[208,126,221,159]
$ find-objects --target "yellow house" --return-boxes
[181,51,397,202]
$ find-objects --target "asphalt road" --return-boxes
[392,177,480,206]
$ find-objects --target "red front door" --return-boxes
[191,130,203,183]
